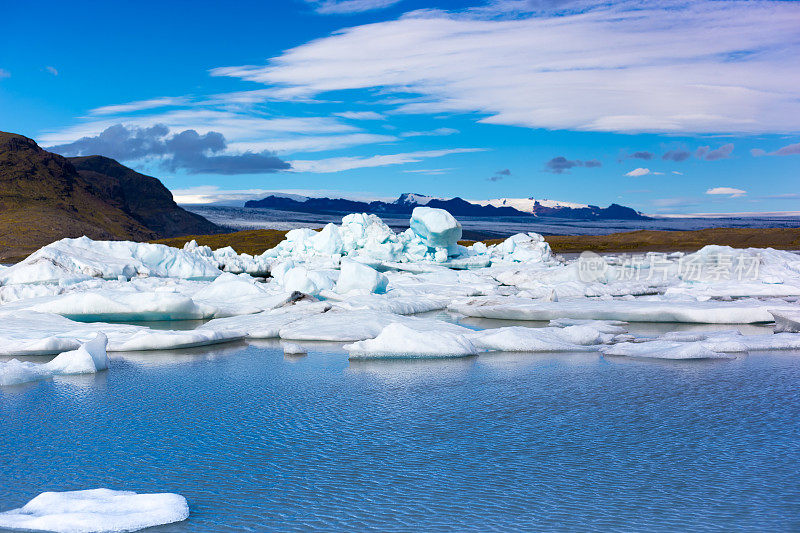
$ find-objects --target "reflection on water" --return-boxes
[2,342,799,532]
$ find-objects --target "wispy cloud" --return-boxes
[706,187,746,197]
[625,167,650,177]
[306,0,403,14]
[213,1,800,134]
[402,168,454,175]
[227,133,397,154]
[89,97,190,116]
[289,148,484,173]
[400,127,459,137]
[45,66,58,76]
[333,111,385,120]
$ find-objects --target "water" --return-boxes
[186,205,800,239]
[2,339,799,531]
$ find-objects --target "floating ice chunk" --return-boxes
[602,341,735,360]
[335,260,388,294]
[279,309,471,342]
[549,318,629,335]
[324,293,450,314]
[1,237,221,286]
[199,302,332,339]
[450,296,798,324]
[346,323,479,359]
[410,207,462,252]
[0,334,108,386]
[490,233,552,263]
[468,325,610,352]
[108,328,245,352]
[770,309,800,333]
[282,342,307,355]
[0,311,245,357]
[0,488,189,533]
[281,266,337,296]
[27,290,218,322]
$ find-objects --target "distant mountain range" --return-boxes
[0,131,220,261]
[245,192,648,220]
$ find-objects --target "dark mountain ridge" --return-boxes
[245,192,648,220]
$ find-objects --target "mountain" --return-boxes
[69,155,219,237]
[245,193,525,217]
[0,131,220,261]
[245,192,648,220]
[478,197,647,220]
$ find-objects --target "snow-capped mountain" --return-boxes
[473,197,589,212]
[245,193,647,220]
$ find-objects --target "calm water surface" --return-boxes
[2,340,799,531]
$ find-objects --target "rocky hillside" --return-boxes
[0,131,219,261]
[69,155,218,238]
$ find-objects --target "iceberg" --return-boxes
[409,206,463,252]
[770,309,800,333]
[345,323,479,359]
[0,310,245,357]
[27,290,217,322]
[469,325,615,352]
[0,488,189,533]
[0,333,108,386]
[0,237,221,286]
[278,309,471,342]
[601,341,736,360]
[335,260,389,294]
[450,296,799,324]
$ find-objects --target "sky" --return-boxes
[1,0,799,215]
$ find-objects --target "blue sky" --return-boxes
[1,0,799,214]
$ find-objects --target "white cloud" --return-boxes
[40,110,359,146]
[213,1,800,134]
[333,111,386,120]
[402,167,454,175]
[400,127,459,137]
[45,66,58,76]
[706,187,747,197]
[227,133,396,153]
[625,167,650,177]
[289,148,484,173]
[171,185,392,204]
[89,97,190,116]
[308,0,403,14]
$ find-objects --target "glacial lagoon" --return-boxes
[2,330,799,532]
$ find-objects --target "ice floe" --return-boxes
[450,296,798,324]
[346,323,479,359]
[0,207,799,364]
[0,333,108,386]
[0,488,189,533]
[0,311,245,356]
[770,309,800,333]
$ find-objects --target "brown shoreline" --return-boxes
[150,226,800,256]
